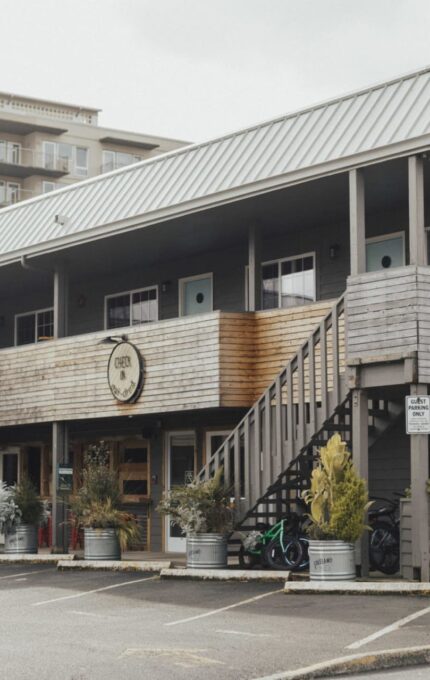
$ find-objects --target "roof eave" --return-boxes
[2,134,430,268]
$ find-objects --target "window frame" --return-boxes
[178,272,214,317]
[14,306,54,346]
[245,252,316,311]
[104,284,159,330]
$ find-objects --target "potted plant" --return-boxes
[303,433,370,581]
[71,442,140,560]
[157,468,233,568]
[0,478,44,554]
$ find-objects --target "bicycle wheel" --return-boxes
[369,521,399,575]
[264,536,304,571]
[238,546,261,569]
[295,537,310,572]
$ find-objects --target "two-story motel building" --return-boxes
[0,67,430,578]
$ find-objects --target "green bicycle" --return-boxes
[239,514,308,571]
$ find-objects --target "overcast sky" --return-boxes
[1,0,430,142]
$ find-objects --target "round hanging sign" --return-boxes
[107,341,144,403]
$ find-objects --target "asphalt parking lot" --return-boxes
[0,564,429,680]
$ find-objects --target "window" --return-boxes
[0,181,20,205]
[245,254,316,310]
[0,140,20,164]
[366,233,405,272]
[102,149,142,173]
[43,141,88,175]
[15,308,54,346]
[43,181,57,193]
[105,287,158,329]
[75,147,88,176]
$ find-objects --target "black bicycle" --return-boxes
[368,496,400,575]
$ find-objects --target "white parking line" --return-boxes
[0,569,48,580]
[165,588,283,627]
[216,629,278,639]
[32,575,157,606]
[346,604,430,650]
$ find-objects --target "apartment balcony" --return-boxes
[0,144,70,178]
[0,187,34,208]
[0,302,333,427]
[100,158,141,174]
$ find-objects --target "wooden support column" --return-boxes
[51,421,69,554]
[248,224,261,311]
[410,384,430,581]
[349,169,366,276]
[351,388,369,576]
[53,264,68,339]
[408,155,427,266]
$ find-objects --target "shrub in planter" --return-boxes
[157,468,233,568]
[0,478,45,554]
[71,442,140,560]
[303,434,370,581]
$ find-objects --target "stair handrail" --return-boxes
[196,293,346,523]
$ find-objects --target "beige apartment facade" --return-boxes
[0,91,188,207]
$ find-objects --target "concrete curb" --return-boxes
[58,559,172,572]
[0,554,74,565]
[250,644,430,679]
[160,567,290,582]
[284,581,430,596]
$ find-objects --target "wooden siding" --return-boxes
[219,301,335,406]
[346,265,430,382]
[347,266,420,361]
[0,302,335,426]
[0,313,223,426]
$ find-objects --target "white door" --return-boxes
[180,274,213,316]
[166,432,195,552]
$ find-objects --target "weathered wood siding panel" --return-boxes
[416,267,430,383]
[0,313,224,426]
[253,302,335,401]
[219,301,336,406]
[346,266,420,361]
[0,301,342,425]
[347,265,430,383]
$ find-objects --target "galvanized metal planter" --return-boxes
[308,540,356,581]
[84,528,121,561]
[4,524,38,554]
[186,533,228,569]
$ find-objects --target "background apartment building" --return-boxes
[0,91,188,207]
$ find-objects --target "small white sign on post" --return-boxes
[406,395,430,434]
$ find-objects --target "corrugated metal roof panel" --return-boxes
[1,66,430,262]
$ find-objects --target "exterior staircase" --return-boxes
[197,294,404,545]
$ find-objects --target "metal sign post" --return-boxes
[57,465,73,553]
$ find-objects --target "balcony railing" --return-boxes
[100,158,142,174]
[0,143,70,174]
[0,188,34,208]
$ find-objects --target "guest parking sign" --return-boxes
[406,395,430,434]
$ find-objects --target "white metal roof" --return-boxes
[1,65,430,265]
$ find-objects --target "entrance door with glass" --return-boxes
[165,432,195,552]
